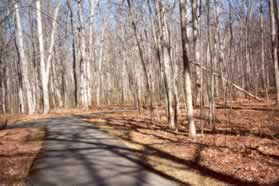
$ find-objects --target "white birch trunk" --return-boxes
[36,0,49,114]
[36,0,60,113]
[14,0,35,114]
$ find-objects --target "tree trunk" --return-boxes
[36,0,60,113]
[206,0,216,131]
[179,0,196,137]
[97,21,106,106]
[260,0,268,98]
[77,0,89,109]
[191,0,201,106]
[67,0,78,107]
[269,0,279,105]
[36,0,50,114]
[88,0,99,105]
[14,0,35,114]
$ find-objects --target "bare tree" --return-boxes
[260,0,268,98]
[77,0,89,108]
[88,0,99,105]
[67,0,78,107]
[191,0,201,106]
[0,0,276,133]
[36,0,61,113]
[127,0,153,113]
[269,0,279,105]
[96,20,106,106]
[179,0,196,137]
[14,0,35,114]
[156,1,178,130]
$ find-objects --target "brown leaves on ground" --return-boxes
[84,102,279,185]
[1,108,95,125]
[0,128,45,185]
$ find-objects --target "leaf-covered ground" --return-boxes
[0,127,45,185]
[0,99,278,185]
[83,100,279,185]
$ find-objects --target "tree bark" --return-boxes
[269,0,279,105]
[260,0,268,98]
[96,21,106,106]
[179,0,196,137]
[36,0,60,113]
[67,0,78,107]
[206,0,216,131]
[77,0,89,109]
[36,0,49,114]
[191,0,201,106]
[14,0,35,114]
[88,0,99,105]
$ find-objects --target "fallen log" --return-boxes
[215,105,279,112]
[192,62,263,101]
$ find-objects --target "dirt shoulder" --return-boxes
[0,122,45,185]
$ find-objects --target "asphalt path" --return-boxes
[13,114,178,186]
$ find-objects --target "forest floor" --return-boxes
[0,99,278,185]
[80,99,279,185]
[0,127,45,185]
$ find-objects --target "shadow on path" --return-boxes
[11,115,181,186]
[74,113,279,186]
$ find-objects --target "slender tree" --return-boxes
[67,0,78,107]
[14,0,35,114]
[179,0,196,137]
[77,0,89,108]
[269,0,279,105]
[36,0,60,113]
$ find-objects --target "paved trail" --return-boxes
[15,114,178,186]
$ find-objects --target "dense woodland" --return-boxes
[0,0,279,137]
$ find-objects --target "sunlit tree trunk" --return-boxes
[161,4,177,130]
[97,21,106,106]
[179,0,196,137]
[14,0,35,114]
[191,0,201,106]
[36,0,49,113]
[36,0,60,113]
[77,0,89,109]
[214,0,225,98]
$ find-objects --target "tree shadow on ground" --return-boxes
[11,112,279,186]
[74,112,279,186]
